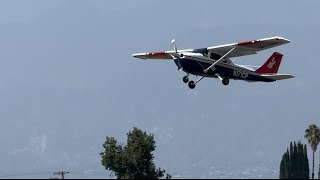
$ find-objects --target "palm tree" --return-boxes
[304,124,320,179]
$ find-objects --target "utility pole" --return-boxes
[54,171,69,179]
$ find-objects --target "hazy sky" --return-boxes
[0,0,319,178]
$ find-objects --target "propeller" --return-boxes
[171,39,177,53]
[171,39,183,70]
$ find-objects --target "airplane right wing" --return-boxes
[206,36,291,58]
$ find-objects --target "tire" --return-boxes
[183,76,189,83]
[222,78,229,86]
[188,81,196,89]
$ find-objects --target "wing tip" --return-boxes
[275,36,292,43]
[132,53,147,60]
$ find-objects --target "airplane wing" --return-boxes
[132,36,291,60]
[206,36,291,58]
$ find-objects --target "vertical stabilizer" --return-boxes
[255,52,283,74]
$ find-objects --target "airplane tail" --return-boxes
[255,52,283,74]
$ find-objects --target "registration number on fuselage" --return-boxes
[233,69,248,79]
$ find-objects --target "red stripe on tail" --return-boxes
[255,52,283,74]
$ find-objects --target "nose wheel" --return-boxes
[183,75,189,83]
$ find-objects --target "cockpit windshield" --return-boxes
[206,52,234,64]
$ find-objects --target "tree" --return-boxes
[304,124,320,179]
[279,141,309,179]
[279,149,288,179]
[100,127,170,179]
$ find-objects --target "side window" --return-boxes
[202,50,209,58]
[210,53,221,60]
[223,58,233,64]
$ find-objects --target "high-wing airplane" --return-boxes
[132,36,294,89]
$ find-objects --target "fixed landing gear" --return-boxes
[222,78,229,86]
[187,76,204,89]
[188,81,195,89]
[183,75,189,83]
[183,74,229,89]
[216,73,230,86]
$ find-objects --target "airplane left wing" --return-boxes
[206,36,291,58]
[132,49,195,60]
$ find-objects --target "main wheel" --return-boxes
[188,81,196,89]
[222,78,229,86]
[183,76,189,83]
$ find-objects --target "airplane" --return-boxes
[132,36,294,89]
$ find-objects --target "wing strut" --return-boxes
[203,46,236,73]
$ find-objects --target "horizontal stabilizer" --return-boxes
[261,74,295,80]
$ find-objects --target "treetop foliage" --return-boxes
[101,127,169,179]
